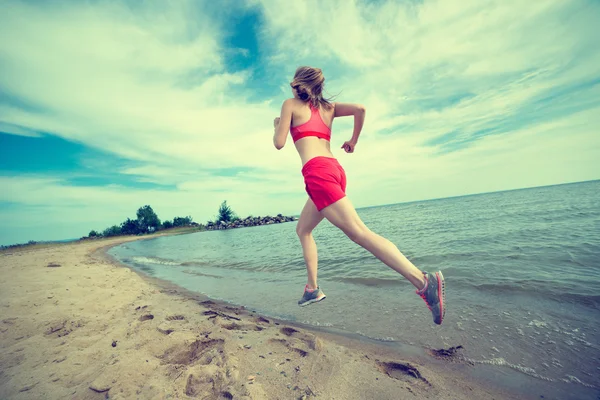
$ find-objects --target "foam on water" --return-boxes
[466,357,598,389]
[355,332,396,342]
[130,256,180,266]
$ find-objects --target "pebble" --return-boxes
[89,383,111,393]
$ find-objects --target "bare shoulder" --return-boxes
[284,97,302,105]
[333,102,366,117]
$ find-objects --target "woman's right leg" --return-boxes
[321,196,446,324]
[296,197,324,289]
[320,196,426,289]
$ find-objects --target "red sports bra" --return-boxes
[290,103,331,143]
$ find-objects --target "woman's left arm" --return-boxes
[273,99,293,150]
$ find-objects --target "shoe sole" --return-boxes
[298,294,326,307]
[435,271,446,325]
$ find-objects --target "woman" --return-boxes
[273,66,446,325]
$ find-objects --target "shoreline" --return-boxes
[1,233,527,399]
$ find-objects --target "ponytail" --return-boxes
[291,66,335,110]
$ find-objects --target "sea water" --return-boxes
[109,180,600,399]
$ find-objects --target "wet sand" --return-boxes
[0,234,524,399]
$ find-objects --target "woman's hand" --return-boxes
[273,117,280,128]
[341,140,356,153]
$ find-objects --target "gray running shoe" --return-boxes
[298,285,326,307]
[416,271,446,325]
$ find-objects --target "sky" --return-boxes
[1,0,599,245]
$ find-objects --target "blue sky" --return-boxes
[1,0,599,245]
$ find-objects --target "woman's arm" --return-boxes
[334,102,366,153]
[273,99,294,150]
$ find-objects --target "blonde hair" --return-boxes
[291,66,334,110]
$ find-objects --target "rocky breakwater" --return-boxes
[206,214,297,230]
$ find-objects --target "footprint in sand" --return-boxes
[160,338,226,367]
[157,315,188,335]
[166,315,186,321]
[376,360,431,387]
[139,314,154,322]
[254,316,271,325]
[44,319,85,338]
[184,370,236,399]
[221,322,265,332]
[267,327,322,357]
[279,327,322,351]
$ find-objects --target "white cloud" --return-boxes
[0,0,278,169]
[255,0,600,195]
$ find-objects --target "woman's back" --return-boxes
[272,66,366,163]
[289,99,336,165]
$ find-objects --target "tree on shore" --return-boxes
[137,205,160,233]
[120,218,139,235]
[85,205,197,239]
[217,201,236,223]
[173,216,193,227]
[102,225,121,237]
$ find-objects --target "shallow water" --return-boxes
[110,180,600,398]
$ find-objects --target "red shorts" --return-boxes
[302,157,347,211]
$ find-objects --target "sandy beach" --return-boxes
[0,234,523,400]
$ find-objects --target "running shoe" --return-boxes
[298,285,326,307]
[416,271,446,325]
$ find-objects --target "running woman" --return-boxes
[273,66,446,325]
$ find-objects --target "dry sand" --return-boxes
[0,235,524,399]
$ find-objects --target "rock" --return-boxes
[205,214,297,230]
[89,383,111,393]
[430,345,464,359]
[89,379,111,393]
[89,370,116,393]
[47,262,61,268]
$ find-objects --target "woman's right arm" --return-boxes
[334,102,366,152]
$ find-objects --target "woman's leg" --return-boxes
[296,198,324,289]
[320,197,426,290]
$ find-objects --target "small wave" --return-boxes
[465,357,599,389]
[130,256,180,266]
[300,320,334,328]
[355,331,396,342]
[180,261,213,267]
[470,282,600,308]
[336,277,406,287]
[528,320,548,328]
[182,270,224,279]
[553,327,600,350]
